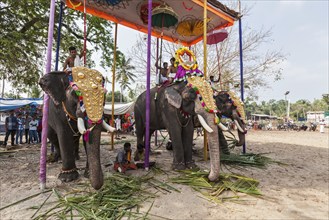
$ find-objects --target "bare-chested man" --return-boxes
[63,46,84,74]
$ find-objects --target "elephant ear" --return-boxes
[164,87,182,109]
[40,72,69,106]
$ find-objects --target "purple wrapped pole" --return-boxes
[39,0,56,190]
[144,0,152,170]
[238,1,246,154]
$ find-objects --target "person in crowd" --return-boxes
[37,116,42,143]
[196,127,203,136]
[319,119,325,133]
[15,113,24,145]
[23,114,30,143]
[113,142,137,173]
[28,115,39,144]
[3,110,18,147]
[63,46,85,74]
[209,75,219,88]
[115,116,122,138]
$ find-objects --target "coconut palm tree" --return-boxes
[116,56,136,102]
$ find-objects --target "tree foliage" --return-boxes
[0,0,122,95]
[244,97,329,120]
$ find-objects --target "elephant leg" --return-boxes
[74,136,81,160]
[218,130,230,155]
[47,126,60,162]
[82,139,89,178]
[182,123,197,169]
[135,110,145,148]
[168,127,185,170]
[57,130,79,182]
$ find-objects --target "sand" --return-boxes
[0,128,328,220]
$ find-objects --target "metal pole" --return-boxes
[40,0,56,191]
[144,0,152,170]
[111,23,118,150]
[238,0,246,154]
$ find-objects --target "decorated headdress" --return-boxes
[70,67,106,123]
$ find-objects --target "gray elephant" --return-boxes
[39,67,115,190]
[193,90,247,155]
[134,76,227,181]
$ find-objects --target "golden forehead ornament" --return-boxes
[187,76,217,111]
[72,67,104,122]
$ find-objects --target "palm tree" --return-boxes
[116,56,136,102]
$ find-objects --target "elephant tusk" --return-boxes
[217,122,229,131]
[78,118,87,134]
[234,119,245,133]
[197,114,213,133]
[102,121,116,133]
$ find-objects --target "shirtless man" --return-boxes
[63,46,84,74]
[167,57,177,83]
[155,56,169,85]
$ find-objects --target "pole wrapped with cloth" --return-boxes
[39,0,56,191]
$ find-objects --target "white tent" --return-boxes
[103,102,134,116]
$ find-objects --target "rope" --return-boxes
[175,110,191,128]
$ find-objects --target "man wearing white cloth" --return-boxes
[63,46,84,73]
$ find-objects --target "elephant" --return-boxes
[134,76,228,181]
[39,67,115,190]
[193,90,247,155]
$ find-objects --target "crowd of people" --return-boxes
[2,110,43,147]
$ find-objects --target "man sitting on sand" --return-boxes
[113,142,137,173]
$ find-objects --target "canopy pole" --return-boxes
[111,23,118,150]
[154,37,159,146]
[39,0,56,191]
[83,0,87,65]
[55,1,64,71]
[144,0,152,170]
[203,0,208,162]
[215,43,223,90]
[238,0,246,154]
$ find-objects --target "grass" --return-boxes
[171,169,262,204]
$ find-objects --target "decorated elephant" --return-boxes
[193,90,247,155]
[135,77,232,180]
[39,67,115,190]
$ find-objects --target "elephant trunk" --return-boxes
[232,109,246,146]
[85,125,103,190]
[203,113,221,182]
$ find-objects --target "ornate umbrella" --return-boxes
[176,16,210,37]
[207,29,228,45]
[151,4,178,29]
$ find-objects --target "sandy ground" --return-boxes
[0,128,328,220]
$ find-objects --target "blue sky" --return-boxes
[115,0,328,102]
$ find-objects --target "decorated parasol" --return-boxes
[151,3,178,29]
[137,0,161,25]
[207,29,229,90]
[176,16,210,37]
[207,28,228,45]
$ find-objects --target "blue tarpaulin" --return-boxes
[0,98,43,112]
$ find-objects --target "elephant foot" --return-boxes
[172,162,185,171]
[83,169,90,178]
[58,168,79,182]
[185,161,198,169]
